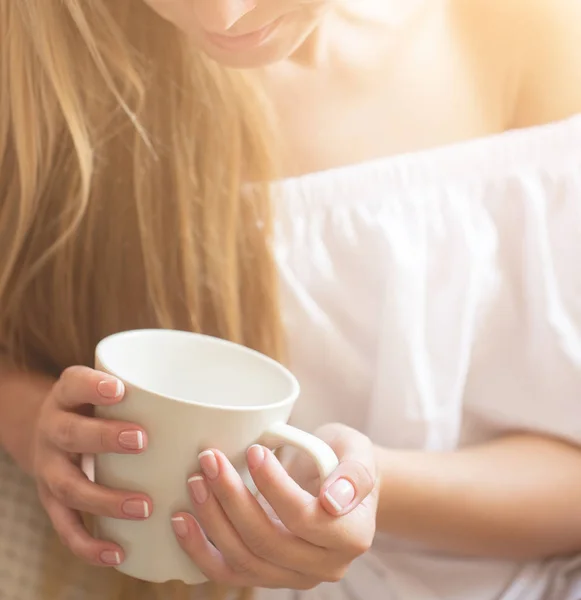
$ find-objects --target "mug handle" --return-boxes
[257,421,339,482]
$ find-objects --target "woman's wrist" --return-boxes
[373,445,448,542]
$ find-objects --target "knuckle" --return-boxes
[228,553,256,577]
[50,474,77,505]
[69,541,93,564]
[59,530,77,553]
[199,564,227,584]
[58,365,93,401]
[97,423,112,452]
[213,484,237,507]
[52,414,78,451]
[346,529,374,557]
[283,507,312,537]
[341,458,376,490]
[316,422,351,441]
[325,567,348,584]
[56,528,86,560]
[244,531,275,559]
[61,365,89,381]
[296,578,320,591]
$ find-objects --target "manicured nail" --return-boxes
[198,450,219,480]
[188,475,209,504]
[97,378,124,399]
[122,499,149,519]
[324,479,356,513]
[247,445,265,470]
[100,550,121,565]
[171,516,189,538]
[118,430,144,451]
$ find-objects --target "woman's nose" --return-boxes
[193,0,256,32]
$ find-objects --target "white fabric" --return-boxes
[262,114,581,600]
[2,115,581,599]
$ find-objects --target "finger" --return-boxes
[46,411,147,455]
[171,512,240,586]
[249,446,375,556]
[320,461,376,516]
[171,513,317,590]
[53,366,125,410]
[42,453,152,520]
[193,451,329,575]
[250,443,376,556]
[245,445,336,545]
[39,485,124,567]
[183,474,295,586]
[319,428,377,516]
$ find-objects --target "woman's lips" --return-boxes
[204,18,282,51]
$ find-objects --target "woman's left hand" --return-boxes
[171,423,378,590]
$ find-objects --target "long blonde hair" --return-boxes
[0,0,282,598]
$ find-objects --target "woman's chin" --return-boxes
[200,43,293,69]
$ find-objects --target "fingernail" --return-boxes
[188,475,209,504]
[325,479,356,513]
[118,430,144,451]
[97,378,124,399]
[100,550,121,565]
[122,499,150,519]
[247,445,265,470]
[198,450,219,480]
[171,516,189,538]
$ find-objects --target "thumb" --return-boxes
[318,426,377,516]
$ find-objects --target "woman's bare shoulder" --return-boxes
[513,0,581,126]
[449,0,581,127]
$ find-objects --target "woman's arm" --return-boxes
[376,434,581,559]
[0,362,54,474]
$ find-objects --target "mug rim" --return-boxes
[95,329,300,412]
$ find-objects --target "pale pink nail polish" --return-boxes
[188,475,209,504]
[122,499,150,519]
[198,450,219,480]
[118,430,144,450]
[171,516,189,538]
[100,550,121,565]
[97,378,124,399]
[247,445,265,470]
[325,478,356,513]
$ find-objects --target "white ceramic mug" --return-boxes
[93,329,339,584]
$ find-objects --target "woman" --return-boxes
[1,0,581,599]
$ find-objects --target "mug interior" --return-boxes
[95,330,298,410]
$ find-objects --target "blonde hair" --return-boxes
[0,0,282,598]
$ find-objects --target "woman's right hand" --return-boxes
[31,366,151,567]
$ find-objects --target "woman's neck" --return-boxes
[287,0,427,68]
